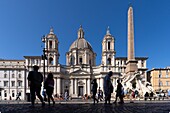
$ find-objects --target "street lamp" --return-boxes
[41,35,47,101]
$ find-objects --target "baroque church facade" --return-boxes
[0,6,148,100]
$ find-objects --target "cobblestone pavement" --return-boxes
[0,100,170,113]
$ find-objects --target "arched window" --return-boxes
[108,41,110,50]
[79,57,82,64]
[70,55,75,65]
[107,58,111,65]
[70,57,73,65]
[49,41,52,48]
[49,57,53,65]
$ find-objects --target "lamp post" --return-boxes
[41,36,47,101]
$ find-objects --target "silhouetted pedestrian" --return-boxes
[91,79,98,104]
[16,92,21,100]
[64,91,68,101]
[104,71,113,104]
[114,80,124,104]
[44,73,55,106]
[27,65,45,107]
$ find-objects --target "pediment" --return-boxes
[71,69,90,75]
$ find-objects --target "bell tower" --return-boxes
[101,27,116,66]
[45,27,60,66]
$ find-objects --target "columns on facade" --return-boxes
[66,53,69,65]
[57,78,61,95]
[53,53,56,65]
[74,78,78,96]
[84,79,87,95]
[114,78,117,87]
[84,51,87,64]
[54,78,57,95]
[97,78,100,88]
[61,79,64,94]
[69,79,73,96]
[100,78,104,92]
[87,79,91,95]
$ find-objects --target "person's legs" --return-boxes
[118,95,124,104]
[104,93,108,104]
[108,94,111,104]
[35,87,45,106]
[114,94,118,103]
[47,94,51,105]
[46,89,51,105]
[30,87,36,106]
[50,95,55,105]
[49,95,55,105]
[93,92,96,104]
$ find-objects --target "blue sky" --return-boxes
[0,0,170,70]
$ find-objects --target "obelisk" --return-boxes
[126,6,138,75]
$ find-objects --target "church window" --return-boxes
[108,41,110,50]
[70,57,73,65]
[49,41,52,48]
[166,81,169,86]
[4,74,7,78]
[36,59,39,65]
[79,57,82,64]
[18,74,22,78]
[70,55,75,65]
[4,91,7,97]
[4,81,8,87]
[141,60,144,67]
[166,70,169,78]
[107,58,111,65]
[124,60,126,65]
[18,81,22,87]
[89,59,91,65]
[12,91,15,97]
[32,59,35,64]
[11,81,15,87]
[159,81,163,86]
[49,57,54,65]
[159,70,162,78]
[12,74,15,78]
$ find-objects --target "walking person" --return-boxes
[16,92,21,100]
[27,65,45,107]
[98,87,102,101]
[44,73,55,106]
[64,91,68,101]
[104,71,113,105]
[91,79,99,105]
[114,80,124,104]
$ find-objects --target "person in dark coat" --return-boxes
[44,73,55,106]
[114,80,124,104]
[104,71,113,104]
[27,65,45,107]
[91,79,99,104]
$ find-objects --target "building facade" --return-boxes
[0,6,148,100]
[147,68,170,92]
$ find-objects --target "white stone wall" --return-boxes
[0,60,26,100]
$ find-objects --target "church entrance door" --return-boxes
[78,86,83,96]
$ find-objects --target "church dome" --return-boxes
[69,26,93,51]
[69,38,93,51]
